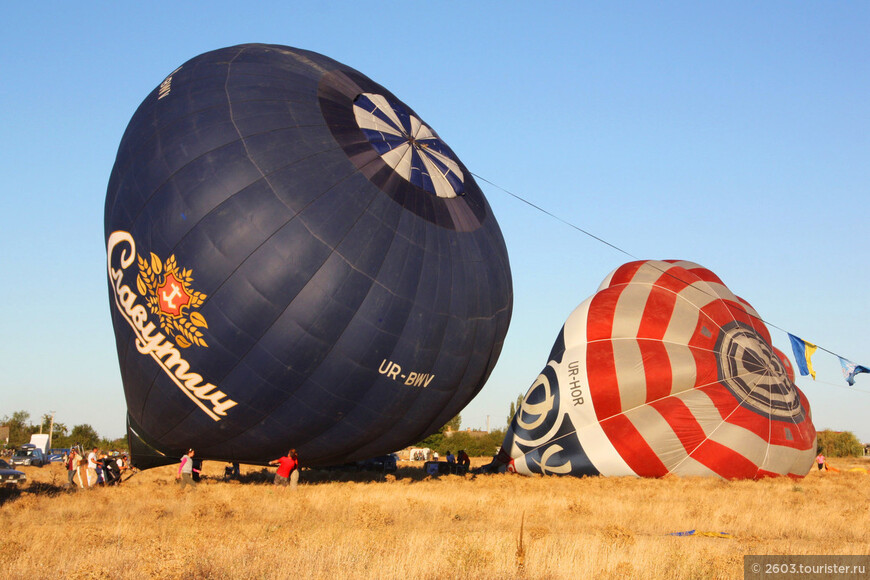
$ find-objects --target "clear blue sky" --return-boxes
[2,2,868,443]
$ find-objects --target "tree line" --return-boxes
[10,401,859,460]
[411,414,503,458]
[412,393,524,457]
[816,430,865,458]
[1,411,127,452]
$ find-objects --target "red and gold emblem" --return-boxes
[136,252,208,348]
[156,272,191,316]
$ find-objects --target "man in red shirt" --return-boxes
[269,449,299,489]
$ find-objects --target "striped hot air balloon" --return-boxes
[502,260,816,479]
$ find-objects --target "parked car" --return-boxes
[11,444,46,467]
[0,459,27,487]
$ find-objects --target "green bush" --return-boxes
[415,429,506,458]
[816,430,863,457]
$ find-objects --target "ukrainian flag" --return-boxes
[788,333,817,379]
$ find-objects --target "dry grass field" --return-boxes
[2,456,868,579]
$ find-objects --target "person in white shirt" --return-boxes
[87,447,99,487]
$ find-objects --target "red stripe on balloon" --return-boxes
[587,284,626,420]
[649,396,708,455]
[699,385,772,441]
[654,265,695,295]
[682,264,725,286]
[688,438,759,479]
[768,422,809,449]
[608,261,646,287]
[637,339,674,404]
[637,284,677,339]
[600,414,669,477]
[587,288,620,342]
[587,340,622,420]
[637,282,678,404]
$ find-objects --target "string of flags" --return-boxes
[788,333,869,387]
[472,174,869,391]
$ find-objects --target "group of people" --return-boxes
[63,445,302,491]
[66,447,130,488]
[66,445,488,487]
[428,449,472,476]
[171,448,300,490]
[65,445,489,488]
[444,449,471,468]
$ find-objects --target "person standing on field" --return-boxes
[816,452,826,471]
[66,450,78,487]
[73,450,85,488]
[86,447,99,487]
[176,449,200,490]
[117,454,131,483]
[269,449,299,489]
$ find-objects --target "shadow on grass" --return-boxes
[213,465,470,486]
[303,466,427,484]
[0,481,69,507]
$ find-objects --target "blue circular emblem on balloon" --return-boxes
[352,93,465,199]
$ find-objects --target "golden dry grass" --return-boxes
[2,457,868,579]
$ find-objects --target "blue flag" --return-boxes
[838,357,870,386]
[788,333,817,379]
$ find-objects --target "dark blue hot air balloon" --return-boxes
[105,44,512,468]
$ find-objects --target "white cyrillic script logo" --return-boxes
[107,231,237,421]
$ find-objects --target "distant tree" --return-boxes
[413,414,462,450]
[37,414,69,448]
[415,431,444,451]
[106,437,129,452]
[51,432,71,449]
[49,423,69,448]
[1,413,121,452]
[99,436,128,452]
[69,424,101,450]
[816,430,863,457]
[420,428,507,457]
[1,411,34,448]
[507,393,524,426]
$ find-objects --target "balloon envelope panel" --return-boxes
[105,44,512,468]
[503,260,815,479]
